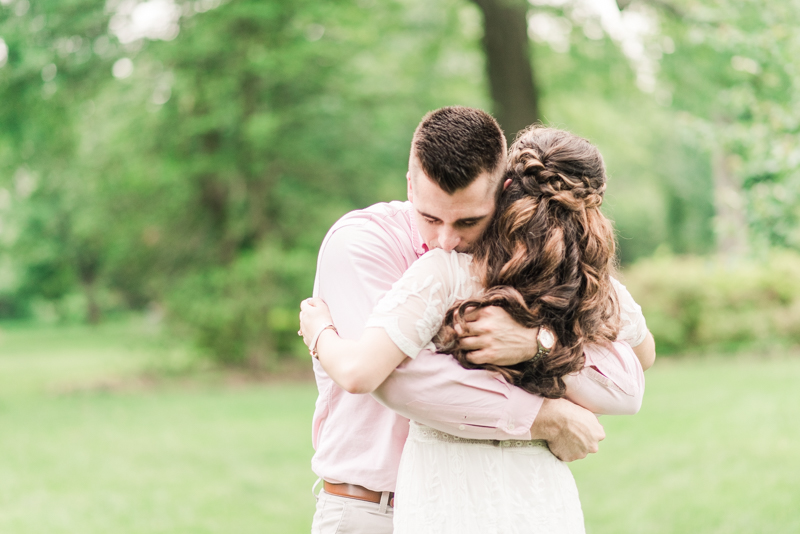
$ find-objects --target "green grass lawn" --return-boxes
[0,321,798,533]
[0,321,317,533]
[574,355,800,534]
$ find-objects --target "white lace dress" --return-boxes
[364,248,648,534]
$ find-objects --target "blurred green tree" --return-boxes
[1,0,493,363]
[645,0,800,254]
[2,0,794,364]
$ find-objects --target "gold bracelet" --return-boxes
[310,323,337,359]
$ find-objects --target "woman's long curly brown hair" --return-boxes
[436,126,620,398]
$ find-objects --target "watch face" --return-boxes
[539,327,555,350]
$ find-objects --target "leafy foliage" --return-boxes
[0,0,492,361]
[0,0,796,362]
[623,250,800,354]
[657,0,800,249]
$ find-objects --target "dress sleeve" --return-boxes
[611,276,648,347]
[365,249,475,359]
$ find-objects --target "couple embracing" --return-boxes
[299,106,655,534]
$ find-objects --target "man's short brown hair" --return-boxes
[412,106,506,194]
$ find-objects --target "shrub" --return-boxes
[166,242,316,368]
[621,250,800,354]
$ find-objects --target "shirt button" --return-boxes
[508,423,515,430]
[458,424,466,430]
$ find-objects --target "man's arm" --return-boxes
[373,353,606,461]
[371,346,543,440]
[373,336,641,460]
[529,398,606,461]
[453,306,646,412]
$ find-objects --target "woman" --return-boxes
[300,126,653,533]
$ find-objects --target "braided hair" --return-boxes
[436,126,620,398]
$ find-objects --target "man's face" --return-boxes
[407,153,501,253]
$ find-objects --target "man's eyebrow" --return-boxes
[417,210,488,224]
[456,215,488,223]
[417,210,441,221]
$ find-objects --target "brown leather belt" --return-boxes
[323,481,394,508]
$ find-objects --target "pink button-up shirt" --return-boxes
[312,201,644,492]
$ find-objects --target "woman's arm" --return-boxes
[612,276,656,371]
[632,330,656,371]
[300,299,407,394]
[301,248,471,395]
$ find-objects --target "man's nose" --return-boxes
[438,227,460,252]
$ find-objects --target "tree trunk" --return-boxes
[712,149,748,257]
[76,248,103,324]
[83,281,102,325]
[470,0,539,142]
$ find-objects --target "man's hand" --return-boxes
[456,306,538,366]
[530,398,605,462]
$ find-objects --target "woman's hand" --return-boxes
[299,297,334,350]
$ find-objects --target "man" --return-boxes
[310,107,652,533]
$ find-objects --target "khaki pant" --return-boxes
[312,489,393,534]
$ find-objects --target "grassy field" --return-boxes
[0,321,318,533]
[573,355,800,534]
[0,321,798,533]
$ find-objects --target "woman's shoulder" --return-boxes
[415,249,477,294]
[415,248,474,276]
[419,248,473,265]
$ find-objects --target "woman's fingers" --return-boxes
[298,297,334,352]
[298,299,317,346]
[300,297,328,312]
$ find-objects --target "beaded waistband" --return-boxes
[408,421,548,449]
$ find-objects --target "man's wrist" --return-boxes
[529,397,559,441]
[523,326,541,362]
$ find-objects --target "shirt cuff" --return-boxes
[583,341,643,397]
[494,384,543,440]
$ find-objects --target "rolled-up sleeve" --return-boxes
[563,340,645,415]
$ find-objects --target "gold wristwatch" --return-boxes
[533,326,556,362]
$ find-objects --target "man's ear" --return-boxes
[503,178,512,191]
[407,172,414,202]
